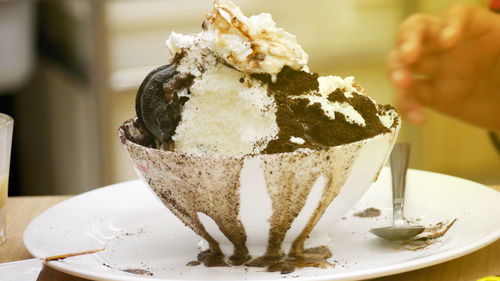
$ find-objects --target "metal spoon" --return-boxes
[370,143,425,241]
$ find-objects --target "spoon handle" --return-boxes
[390,143,411,227]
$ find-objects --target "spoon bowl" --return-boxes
[370,225,424,241]
[370,143,425,241]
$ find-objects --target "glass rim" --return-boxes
[0,113,13,127]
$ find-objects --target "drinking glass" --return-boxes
[0,113,13,244]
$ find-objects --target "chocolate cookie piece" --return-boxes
[136,64,195,143]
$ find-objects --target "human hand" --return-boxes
[387,3,500,130]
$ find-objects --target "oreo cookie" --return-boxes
[136,65,195,143]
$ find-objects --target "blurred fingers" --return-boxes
[395,91,426,125]
[440,3,475,48]
[394,77,440,125]
[409,54,438,79]
[387,50,436,91]
[386,50,413,90]
[396,14,441,64]
[405,79,436,107]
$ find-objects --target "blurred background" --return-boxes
[0,0,498,196]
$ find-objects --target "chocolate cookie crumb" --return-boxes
[354,207,381,218]
[187,260,201,266]
[122,268,154,276]
[260,67,391,154]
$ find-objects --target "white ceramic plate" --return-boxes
[24,168,500,281]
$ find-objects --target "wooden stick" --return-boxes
[44,248,105,262]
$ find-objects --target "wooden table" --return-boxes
[1,188,499,281]
[0,196,72,263]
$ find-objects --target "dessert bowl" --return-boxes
[118,116,400,272]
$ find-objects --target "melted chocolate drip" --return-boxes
[267,246,333,274]
[198,250,228,267]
